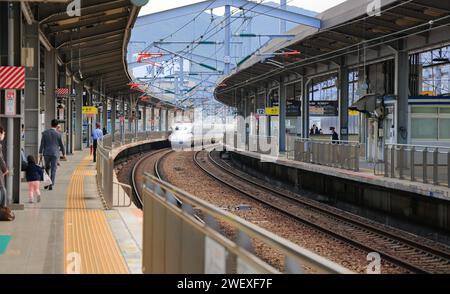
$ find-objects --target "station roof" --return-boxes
[28,0,140,97]
[214,0,450,106]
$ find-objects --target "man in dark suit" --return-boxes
[39,119,66,190]
[330,127,339,144]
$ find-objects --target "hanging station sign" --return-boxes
[309,101,339,117]
[82,106,98,115]
[286,101,301,116]
[265,106,279,116]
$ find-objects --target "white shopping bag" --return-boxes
[42,170,53,187]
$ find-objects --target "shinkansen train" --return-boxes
[169,122,230,149]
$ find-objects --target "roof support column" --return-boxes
[74,82,83,151]
[135,101,138,137]
[128,100,132,133]
[111,98,116,141]
[339,58,349,141]
[142,105,147,132]
[279,79,286,153]
[102,96,108,134]
[65,74,73,155]
[151,106,155,131]
[164,109,169,132]
[4,2,22,205]
[395,40,409,144]
[302,78,311,138]
[23,20,41,160]
[44,49,57,130]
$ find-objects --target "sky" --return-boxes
[139,0,348,16]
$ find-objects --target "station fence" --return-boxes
[287,137,361,172]
[96,130,170,209]
[383,143,450,187]
[141,173,352,274]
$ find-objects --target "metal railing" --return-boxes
[223,132,279,156]
[101,130,170,150]
[141,173,352,274]
[96,130,170,209]
[287,138,360,172]
[383,143,450,187]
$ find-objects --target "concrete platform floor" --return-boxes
[0,150,142,274]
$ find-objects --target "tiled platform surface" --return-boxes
[0,150,142,274]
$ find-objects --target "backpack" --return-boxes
[0,206,15,221]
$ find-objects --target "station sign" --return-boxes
[256,109,265,115]
[309,101,338,117]
[4,89,16,116]
[82,106,98,115]
[265,107,279,116]
[286,100,301,116]
[349,109,360,116]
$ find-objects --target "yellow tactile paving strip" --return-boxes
[64,158,128,274]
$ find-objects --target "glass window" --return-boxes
[439,119,450,139]
[440,107,450,114]
[411,107,438,114]
[411,118,438,139]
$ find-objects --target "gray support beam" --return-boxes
[102,97,108,132]
[139,0,320,29]
[151,106,155,131]
[23,20,40,159]
[224,5,231,75]
[302,78,310,138]
[339,60,349,141]
[164,109,169,132]
[5,2,21,205]
[158,108,163,132]
[143,105,147,131]
[44,49,57,129]
[279,80,286,152]
[280,0,287,34]
[395,40,409,144]
[111,98,116,138]
[65,74,74,155]
[74,82,83,151]
[135,102,138,137]
[128,101,132,133]
[86,89,92,148]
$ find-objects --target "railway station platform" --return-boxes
[223,144,450,233]
[0,149,142,274]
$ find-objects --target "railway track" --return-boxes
[131,148,173,207]
[193,149,450,274]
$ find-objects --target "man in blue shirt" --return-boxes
[92,122,103,162]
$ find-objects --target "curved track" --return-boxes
[193,150,450,274]
[131,148,173,207]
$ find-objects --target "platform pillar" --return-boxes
[279,79,286,153]
[395,40,409,145]
[74,82,83,151]
[44,49,57,130]
[23,20,41,160]
[111,98,116,139]
[302,78,310,138]
[339,58,349,141]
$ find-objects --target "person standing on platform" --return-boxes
[0,127,9,207]
[330,127,339,144]
[39,119,66,191]
[92,122,103,163]
[25,155,43,203]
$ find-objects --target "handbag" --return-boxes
[0,206,15,221]
[42,170,53,187]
